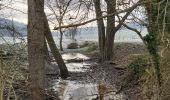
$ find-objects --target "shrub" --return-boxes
[125,57,147,83]
[79,41,90,48]
[67,42,78,49]
[87,43,98,52]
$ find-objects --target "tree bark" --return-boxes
[93,0,106,61]
[145,1,162,87]
[44,39,51,62]
[27,0,45,100]
[104,0,116,60]
[43,13,69,79]
[93,0,138,61]
[59,29,64,51]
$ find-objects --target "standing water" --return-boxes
[51,53,125,100]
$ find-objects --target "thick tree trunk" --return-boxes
[104,0,116,60]
[27,0,45,100]
[145,1,162,87]
[43,13,69,79]
[93,0,105,61]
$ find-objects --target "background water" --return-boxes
[0,18,148,46]
[0,27,148,48]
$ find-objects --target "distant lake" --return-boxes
[0,27,148,48]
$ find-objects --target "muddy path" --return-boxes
[47,52,126,100]
[46,43,147,100]
[1,43,145,100]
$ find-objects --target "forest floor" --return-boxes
[0,42,147,100]
[47,43,147,100]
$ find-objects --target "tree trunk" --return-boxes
[59,29,64,51]
[104,0,116,60]
[27,0,45,100]
[44,39,50,63]
[145,1,163,87]
[93,0,105,61]
[43,13,69,79]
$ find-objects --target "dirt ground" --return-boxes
[86,43,147,100]
[2,43,147,100]
[47,43,147,100]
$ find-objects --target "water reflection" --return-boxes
[52,53,125,100]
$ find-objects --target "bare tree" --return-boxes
[93,0,105,60]
[103,0,116,60]
[93,0,140,60]
[47,0,72,51]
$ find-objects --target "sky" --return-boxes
[0,0,27,24]
[0,0,145,29]
[0,0,99,29]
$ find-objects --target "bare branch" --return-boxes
[53,1,146,30]
[123,23,147,45]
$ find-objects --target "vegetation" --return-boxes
[86,43,98,52]
[126,57,147,83]
[67,42,78,49]
[0,0,170,99]
[79,42,99,55]
[79,41,90,48]
[0,44,27,100]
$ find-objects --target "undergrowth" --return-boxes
[79,41,90,48]
[81,42,99,56]
[67,42,78,49]
[124,51,170,100]
[0,43,27,100]
[126,58,147,83]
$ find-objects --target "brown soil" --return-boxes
[8,43,147,100]
[88,43,147,100]
[53,43,147,100]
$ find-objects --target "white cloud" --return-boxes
[0,0,27,24]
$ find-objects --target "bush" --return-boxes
[87,43,98,52]
[67,42,78,49]
[79,41,90,48]
[125,57,147,83]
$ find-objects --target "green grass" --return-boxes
[79,41,90,48]
[80,42,99,55]
[67,42,78,49]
